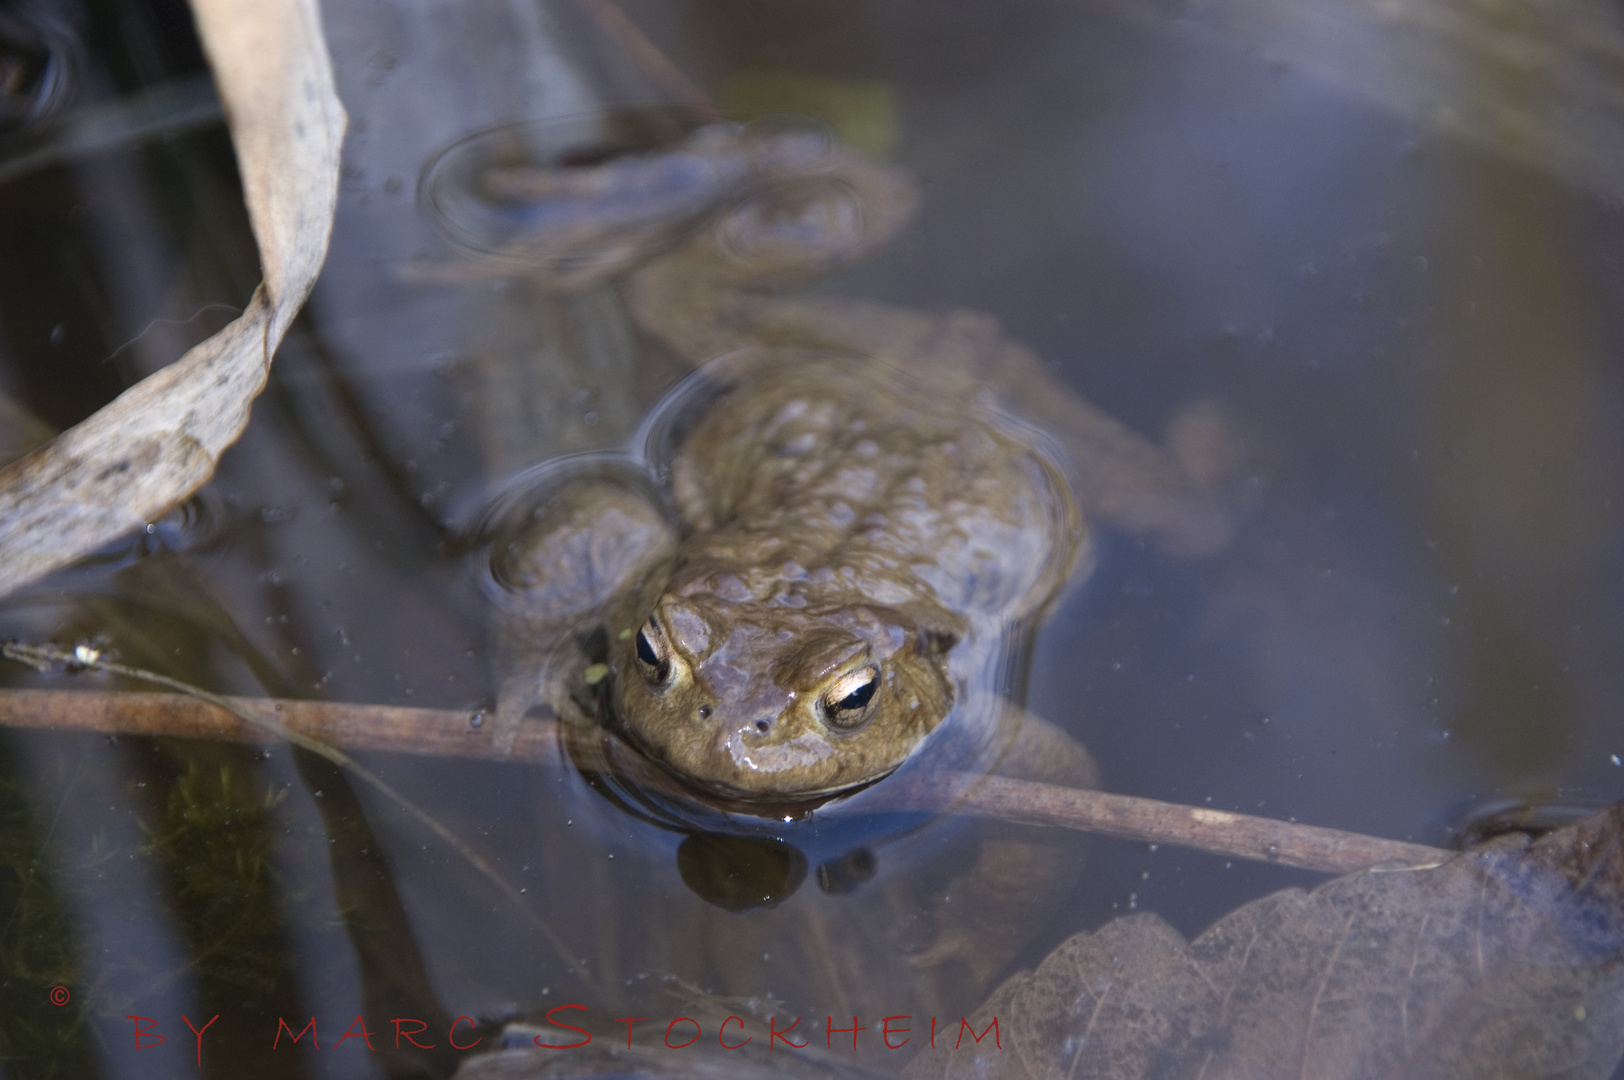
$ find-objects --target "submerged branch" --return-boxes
[0,667,1453,876]
[570,0,713,108]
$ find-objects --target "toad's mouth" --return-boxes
[612,716,900,812]
[564,713,897,828]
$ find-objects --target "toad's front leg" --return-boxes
[485,476,674,756]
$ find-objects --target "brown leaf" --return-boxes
[906,803,1624,1080]
[0,0,345,597]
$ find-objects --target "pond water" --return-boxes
[1,0,1622,1076]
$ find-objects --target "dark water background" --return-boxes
[0,0,1622,1076]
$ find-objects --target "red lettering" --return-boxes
[826,1015,866,1050]
[955,1017,1001,1051]
[334,1015,377,1052]
[181,1014,218,1067]
[448,1016,481,1050]
[126,1015,165,1049]
[273,1017,318,1049]
[535,1004,591,1049]
[664,1017,700,1049]
[614,1016,651,1048]
[881,1015,911,1050]
[393,1018,435,1050]
[930,1017,938,1049]
[718,1016,750,1049]
[769,1016,807,1050]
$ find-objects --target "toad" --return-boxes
[478,122,1236,807]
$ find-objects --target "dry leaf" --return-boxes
[0,0,345,597]
[906,802,1624,1080]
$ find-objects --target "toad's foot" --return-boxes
[902,708,1099,984]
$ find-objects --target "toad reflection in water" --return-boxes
[451,119,1243,1027]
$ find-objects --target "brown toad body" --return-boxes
[610,353,1077,802]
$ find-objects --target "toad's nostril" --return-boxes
[754,718,772,734]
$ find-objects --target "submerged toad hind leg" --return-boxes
[485,478,675,756]
[897,307,1248,559]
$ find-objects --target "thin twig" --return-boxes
[0,688,559,763]
[876,773,1450,875]
[0,671,1454,875]
[0,643,602,1000]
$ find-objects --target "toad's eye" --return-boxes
[634,616,674,688]
[819,666,880,730]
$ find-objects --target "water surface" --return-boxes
[1,0,1622,1075]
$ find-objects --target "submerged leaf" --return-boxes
[907,803,1624,1079]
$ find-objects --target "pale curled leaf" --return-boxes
[0,0,345,597]
[907,802,1624,1080]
